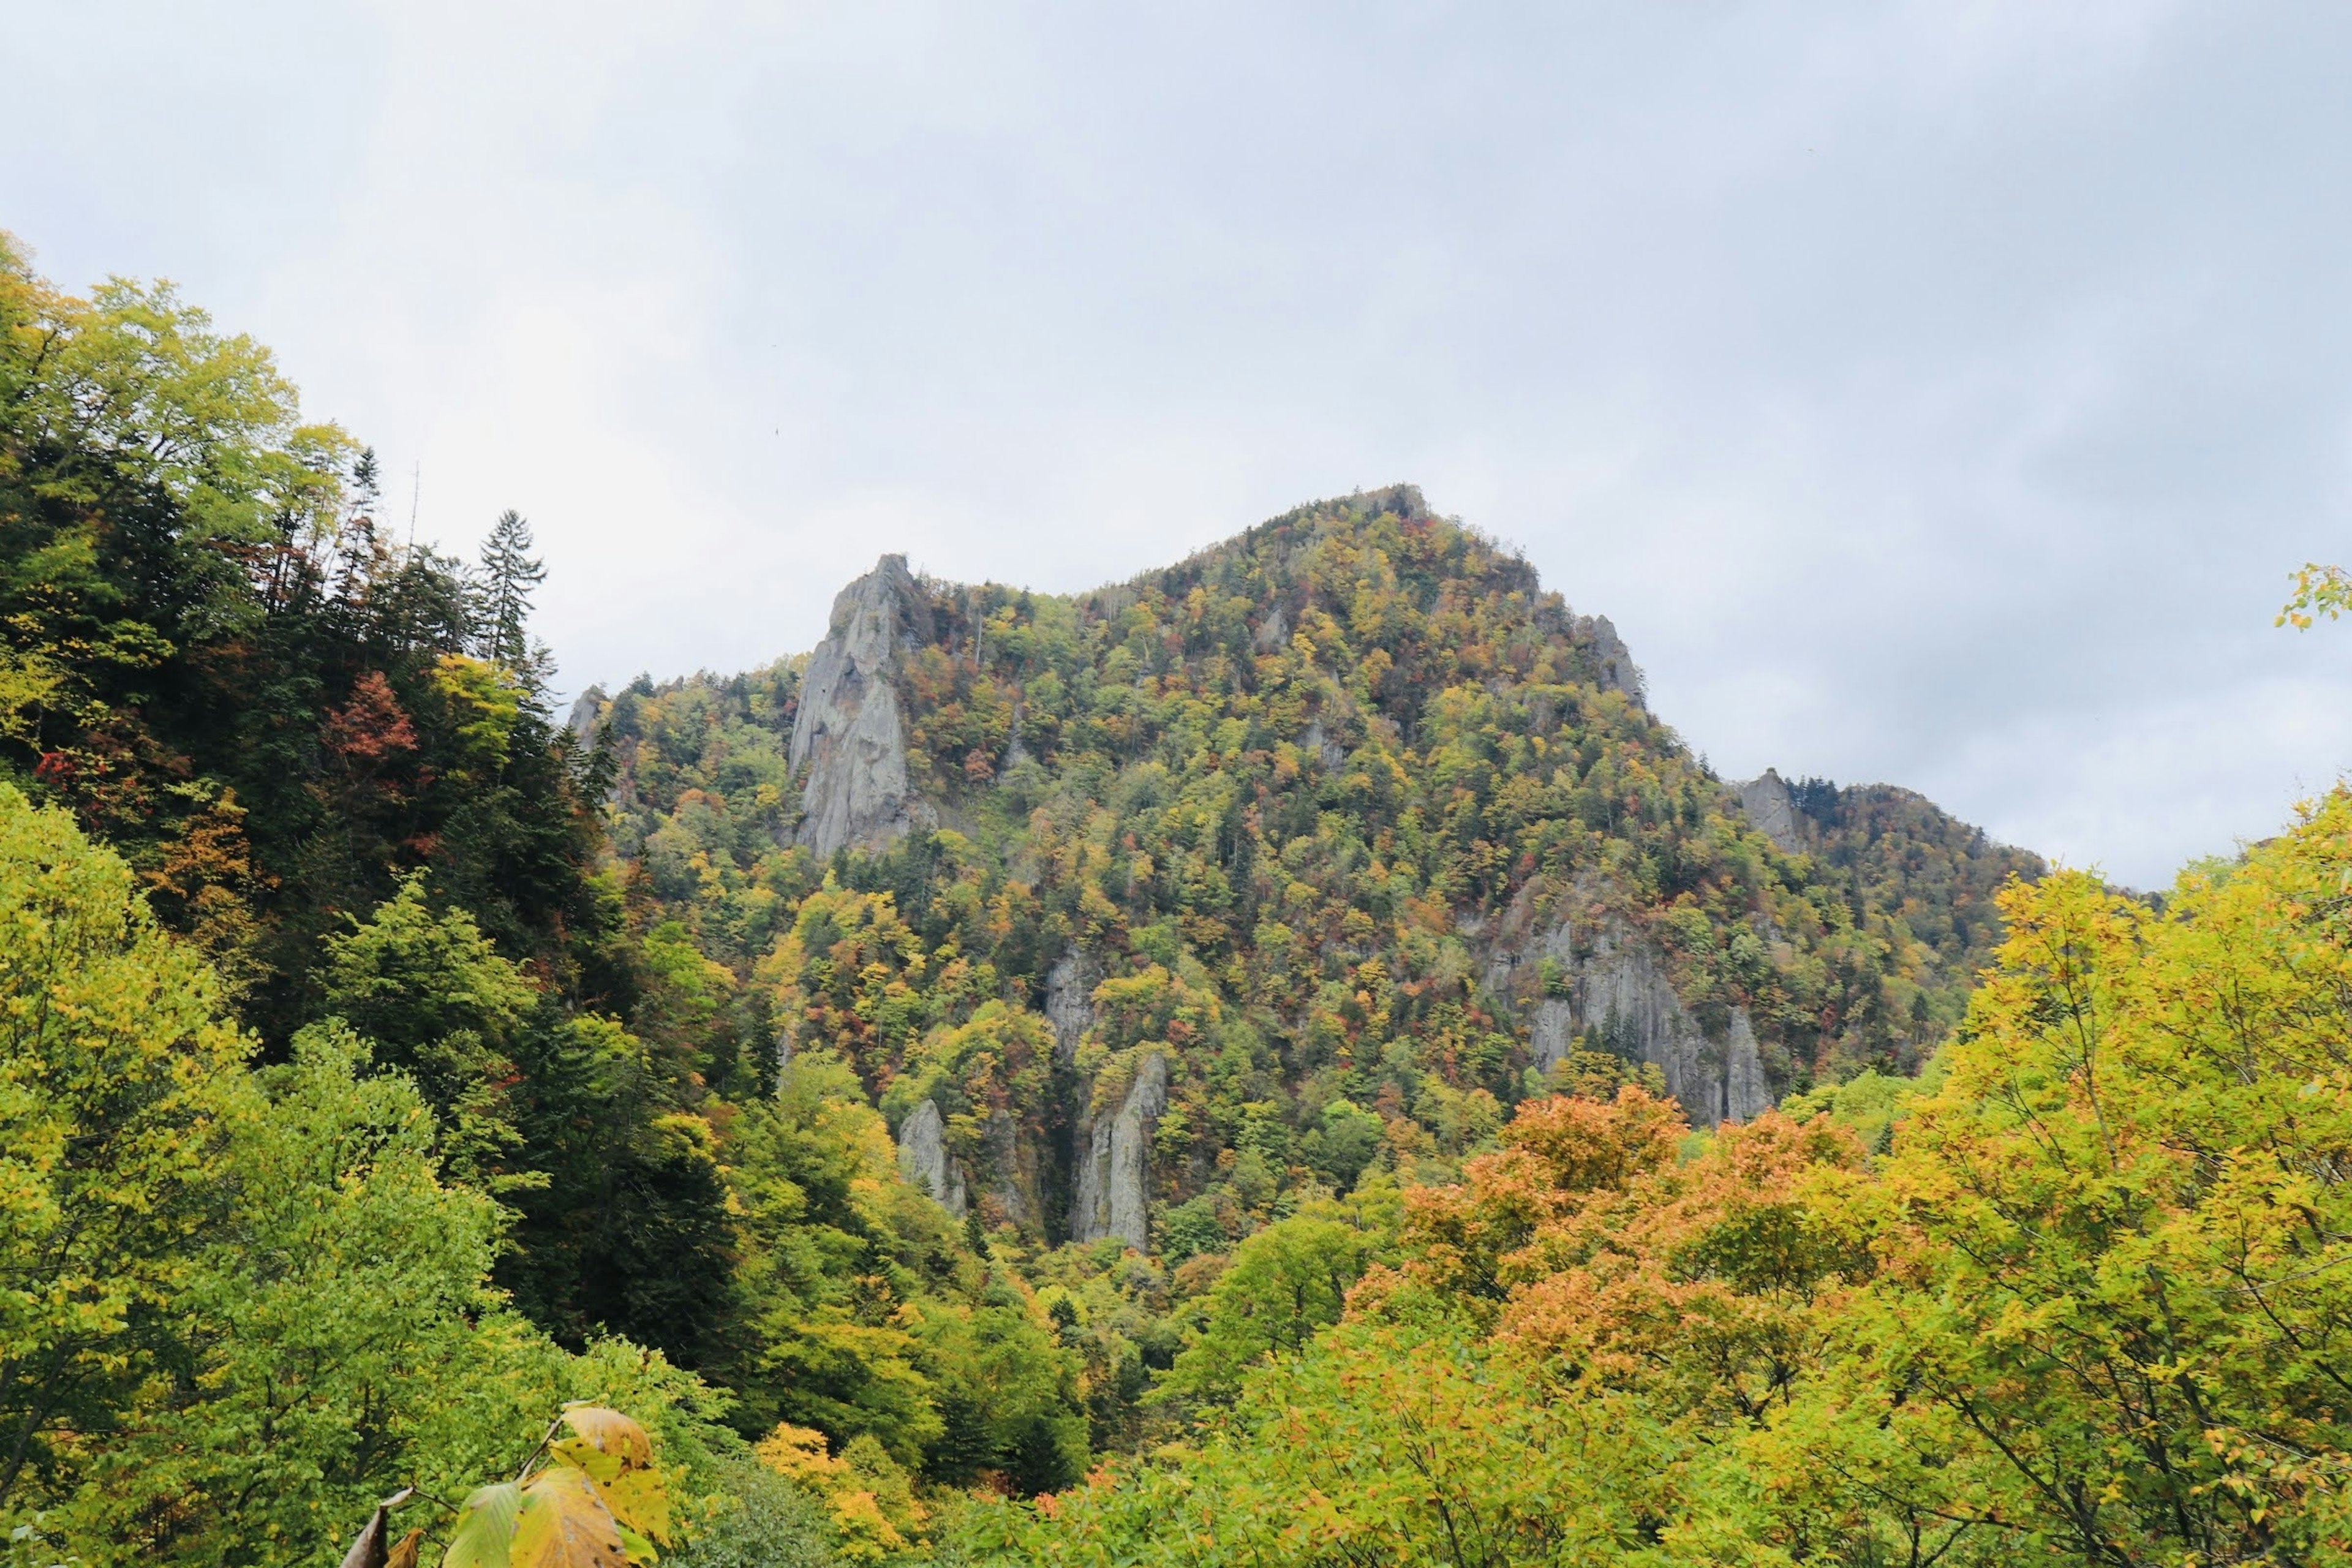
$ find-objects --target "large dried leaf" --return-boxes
[442,1481,521,1568]
[341,1507,391,1568]
[342,1490,417,1568]
[387,1528,424,1568]
[512,1465,628,1568]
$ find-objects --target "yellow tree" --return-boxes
[1826,797,2352,1562]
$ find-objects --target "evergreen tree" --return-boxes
[475,507,546,671]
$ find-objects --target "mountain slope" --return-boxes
[581,486,2039,1254]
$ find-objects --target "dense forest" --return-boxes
[6,235,2351,1567]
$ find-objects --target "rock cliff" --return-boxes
[1496,899,1771,1129]
[566,685,608,744]
[788,554,937,861]
[981,1109,1029,1226]
[1578,614,1645,707]
[1045,949,1100,1068]
[1070,1054,1168,1249]
[1735,768,1807,855]
[895,1098,968,1215]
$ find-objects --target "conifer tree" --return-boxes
[475,508,546,671]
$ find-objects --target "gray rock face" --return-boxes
[789,555,937,861]
[1045,949,1099,1068]
[1003,702,1033,771]
[895,1099,967,1215]
[566,686,608,744]
[1578,614,1646,708]
[1507,913,1770,1128]
[1735,769,1807,855]
[1301,717,1346,772]
[982,1108,1028,1226]
[1070,1054,1169,1250]
[1722,1009,1772,1125]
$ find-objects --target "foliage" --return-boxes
[753,1424,925,1562]
[2280,561,2352,630]
[658,1459,835,1568]
[0,783,738,1566]
[0,235,746,1368]
[1153,1197,1395,1406]
[1764,779,2046,1052]
[710,1050,1090,1493]
[0,781,248,1521]
[337,1404,675,1568]
[973,791,2352,1564]
[1820,798,2352,1562]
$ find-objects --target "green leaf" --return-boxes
[442,1482,521,1568]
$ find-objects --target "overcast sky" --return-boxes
[10,1,2351,887]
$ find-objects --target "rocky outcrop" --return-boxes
[788,554,937,860]
[1045,949,1099,1068]
[895,1099,968,1215]
[1735,769,1807,855]
[1301,717,1346,772]
[566,685,608,744]
[1071,1054,1167,1250]
[1578,614,1645,708]
[1501,908,1770,1129]
[982,1109,1028,1226]
[1003,701,1033,771]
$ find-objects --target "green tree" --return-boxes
[475,508,547,673]
[1156,1208,1388,1405]
[321,873,538,1187]
[0,783,247,1516]
[0,782,736,1566]
[70,1027,569,1562]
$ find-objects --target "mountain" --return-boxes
[579,486,2041,1254]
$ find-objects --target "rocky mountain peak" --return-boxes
[788,552,938,860]
[1735,767,1807,854]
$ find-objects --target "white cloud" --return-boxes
[7,0,2346,888]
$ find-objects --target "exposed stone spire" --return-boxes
[788,554,937,860]
[1734,768,1808,856]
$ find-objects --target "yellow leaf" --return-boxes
[552,1406,652,1480]
[550,1406,668,1544]
[512,1466,628,1568]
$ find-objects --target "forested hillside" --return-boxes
[0,235,1080,1564]
[20,233,2352,1568]
[583,489,2042,1261]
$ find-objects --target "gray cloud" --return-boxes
[8,0,2348,886]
